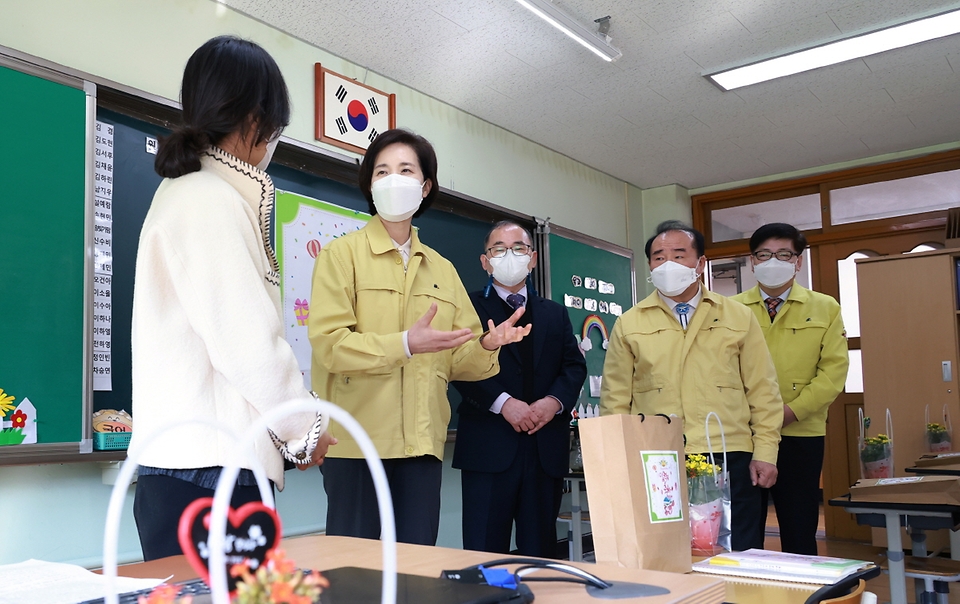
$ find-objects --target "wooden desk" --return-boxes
[114,534,835,603]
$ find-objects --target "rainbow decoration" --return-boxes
[580,314,609,353]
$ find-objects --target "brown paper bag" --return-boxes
[915,452,960,467]
[580,413,691,573]
[850,476,960,505]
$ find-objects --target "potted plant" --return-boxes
[927,422,952,453]
[860,433,893,478]
[686,453,723,552]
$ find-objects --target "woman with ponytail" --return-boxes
[130,36,334,560]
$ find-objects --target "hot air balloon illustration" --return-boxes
[306,239,322,259]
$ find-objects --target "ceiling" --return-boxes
[223,0,960,191]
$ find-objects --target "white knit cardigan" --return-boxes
[130,147,315,489]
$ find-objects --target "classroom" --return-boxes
[2,1,960,602]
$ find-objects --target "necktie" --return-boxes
[764,297,782,322]
[675,303,691,329]
[506,293,526,310]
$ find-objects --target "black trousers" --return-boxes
[761,435,825,555]
[133,474,266,562]
[460,436,564,557]
[696,451,765,551]
[321,456,443,546]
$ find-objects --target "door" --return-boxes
[815,232,945,539]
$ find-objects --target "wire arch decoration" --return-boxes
[101,397,398,604]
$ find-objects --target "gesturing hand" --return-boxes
[408,303,475,354]
[481,305,533,351]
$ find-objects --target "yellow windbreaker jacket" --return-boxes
[308,218,499,460]
[600,288,783,464]
[731,284,848,437]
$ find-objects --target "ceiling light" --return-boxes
[514,0,622,62]
[706,8,960,90]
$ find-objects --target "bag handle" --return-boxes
[858,407,866,445]
[886,408,894,442]
[945,404,953,434]
[705,411,728,484]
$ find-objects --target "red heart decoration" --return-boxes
[177,497,282,593]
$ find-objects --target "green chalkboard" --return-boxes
[0,62,90,451]
[544,227,635,413]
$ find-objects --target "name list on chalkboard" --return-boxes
[93,121,114,391]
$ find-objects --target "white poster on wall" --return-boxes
[275,190,370,389]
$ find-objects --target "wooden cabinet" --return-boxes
[858,249,960,476]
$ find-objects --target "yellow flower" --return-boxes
[0,389,15,418]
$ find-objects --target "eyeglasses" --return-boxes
[753,250,799,262]
[486,244,533,259]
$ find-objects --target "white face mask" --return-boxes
[649,261,700,297]
[488,251,531,287]
[371,173,425,222]
[753,258,798,289]
[255,136,280,172]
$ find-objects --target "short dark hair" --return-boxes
[748,223,808,254]
[155,36,291,178]
[483,220,534,251]
[358,129,439,218]
[644,220,705,259]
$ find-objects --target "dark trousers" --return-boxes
[460,436,564,558]
[696,451,764,551]
[761,435,825,555]
[321,456,443,546]
[133,474,266,562]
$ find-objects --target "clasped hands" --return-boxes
[502,396,561,434]
[408,303,531,354]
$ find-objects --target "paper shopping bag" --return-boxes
[580,413,691,573]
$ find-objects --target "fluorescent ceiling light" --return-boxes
[706,9,960,90]
[514,0,622,62]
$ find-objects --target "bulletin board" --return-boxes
[540,224,636,413]
[0,59,94,461]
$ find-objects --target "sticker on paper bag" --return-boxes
[876,477,923,485]
[640,450,684,523]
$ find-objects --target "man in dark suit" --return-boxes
[452,221,587,557]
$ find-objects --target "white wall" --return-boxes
[0,0,629,247]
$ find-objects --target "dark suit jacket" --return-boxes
[452,290,587,478]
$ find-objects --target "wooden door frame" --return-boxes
[816,230,944,539]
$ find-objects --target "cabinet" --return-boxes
[858,249,960,475]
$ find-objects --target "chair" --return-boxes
[803,566,881,604]
[879,556,960,604]
[819,579,865,604]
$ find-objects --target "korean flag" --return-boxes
[321,69,393,153]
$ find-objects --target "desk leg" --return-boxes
[886,512,908,604]
[911,527,929,604]
[571,478,582,562]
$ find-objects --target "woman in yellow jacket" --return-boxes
[308,129,530,545]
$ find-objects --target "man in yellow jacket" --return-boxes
[732,223,848,555]
[601,221,783,551]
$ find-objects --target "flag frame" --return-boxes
[314,64,396,155]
